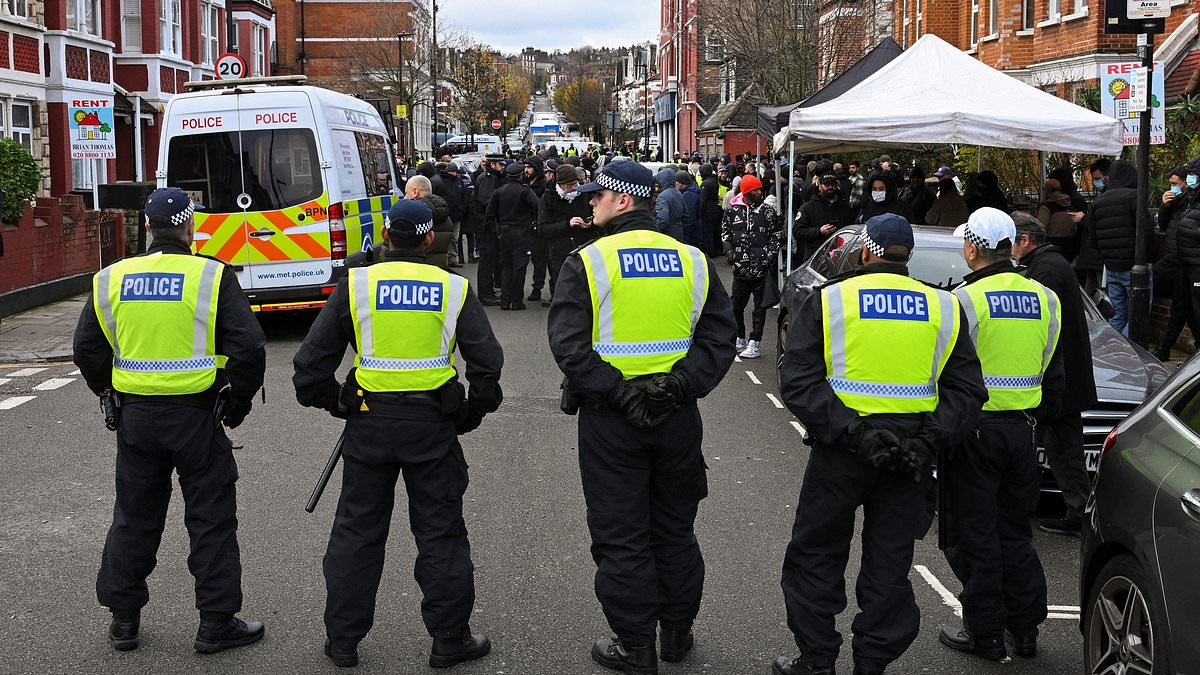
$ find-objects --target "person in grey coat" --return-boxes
[654,168,686,241]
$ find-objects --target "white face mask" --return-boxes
[871,190,887,203]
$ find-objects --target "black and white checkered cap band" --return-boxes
[412,219,434,236]
[863,232,886,257]
[962,224,990,249]
[169,203,195,227]
[596,172,653,198]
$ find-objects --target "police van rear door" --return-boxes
[165,94,252,285]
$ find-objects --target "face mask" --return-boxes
[1171,185,1184,197]
[871,190,887,203]
[1188,175,1199,189]
[1094,179,1105,190]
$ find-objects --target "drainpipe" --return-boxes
[133,93,144,181]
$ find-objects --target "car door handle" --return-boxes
[248,228,274,238]
[1182,489,1200,520]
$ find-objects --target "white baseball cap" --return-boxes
[953,207,1016,249]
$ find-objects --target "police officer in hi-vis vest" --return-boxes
[292,199,504,669]
[775,214,987,675]
[937,207,1064,662]
[72,187,267,654]
[548,161,737,675]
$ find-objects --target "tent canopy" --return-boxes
[772,34,1123,156]
[757,38,903,143]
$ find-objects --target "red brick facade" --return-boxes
[0,197,125,296]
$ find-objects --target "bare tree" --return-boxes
[702,0,822,105]
[448,46,508,136]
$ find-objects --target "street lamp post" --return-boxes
[431,1,439,156]
[397,31,414,162]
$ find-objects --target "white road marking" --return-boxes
[1049,604,1081,612]
[8,367,47,377]
[69,369,81,375]
[914,565,962,617]
[34,378,76,391]
[766,393,785,409]
[734,356,743,363]
[746,371,761,385]
[0,396,37,410]
[1048,612,1081,620]
[790,421,807,436]
[0,378,10,386]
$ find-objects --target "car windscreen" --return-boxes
[167,128,323,213]
[907,246,971,289]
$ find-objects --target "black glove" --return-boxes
[610,380,668,429]
[843,420,903,470]
[650,371,690,412]
[898,416,946,483]
[223,400,251,429]
[456,406,485,434]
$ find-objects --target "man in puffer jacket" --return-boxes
[1087,159,1141,335]
[676,170,703,248]
[720,175,782,360]
[1171,156,1200,345]
[654,167,686,241]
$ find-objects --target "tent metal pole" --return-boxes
[977,145,982,173]
[786,139,796,274]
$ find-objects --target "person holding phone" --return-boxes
[793,175,851,263]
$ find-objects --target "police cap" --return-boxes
[144,187,196,228]
[575,161,654,198]
[386,199,435,238]
[862,214,915,261]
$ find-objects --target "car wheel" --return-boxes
[776,313,789,387]
[1084,554,1171,675]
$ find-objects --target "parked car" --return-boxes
[1081,351,1200,673]
[775,225,1170,490]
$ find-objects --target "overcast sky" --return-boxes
[436,0,658,55]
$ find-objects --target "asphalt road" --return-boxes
[0,265,1086,674]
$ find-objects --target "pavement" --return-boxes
[1,266,1091,674]
[0,295,86,364]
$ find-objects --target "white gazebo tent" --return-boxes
[773,34,1124,271]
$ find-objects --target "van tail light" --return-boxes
[329,203,347,265]
[1101,427,1118,456]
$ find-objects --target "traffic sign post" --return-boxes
[215,53,247,80]
[491,119,502,130]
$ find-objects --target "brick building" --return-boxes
[817,0,896,85]
[271,0,432,154]
[657,0,722,157]
[893,0,1199,100]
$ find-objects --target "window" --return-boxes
[1021,0,1034,29]
[122,0,142,51]
[1168,378,1200,436]
[72,158,98,190]
[8,101,34,154]
[3,0,29,19]
[704,34,724,63]
[1048,0,1060,20]
[167,129,323,213]
[988,0,998,35]
[916,0,923,36]
[720,59,737,104]
[200,2,220,65]
[160,0,181,56]
[1072,0,1087,13]
[970,0,979,45]
[251,23,265,75]
[67,0,101,35]
[901,0,909,47]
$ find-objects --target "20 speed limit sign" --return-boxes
[215,53,247,80]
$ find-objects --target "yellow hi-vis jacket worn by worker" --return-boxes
[821,272,960,415]
[953,272,1060,412]
[349,261,468,392]
[579,229,709,378]
[93,253,224,395]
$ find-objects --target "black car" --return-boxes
[776,225,1170,489]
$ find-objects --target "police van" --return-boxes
[158,75,399,312]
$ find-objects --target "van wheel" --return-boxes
[1084,554,1171,675]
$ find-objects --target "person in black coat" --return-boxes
[1168,156,1200,351]
[898,166,936,224]
[537,165,597,302]
[472,156,505,305]
[967,170,1009,213]
[1153,166,1193,359]
[793,175,851,264]
[487,162,540,310]
[1012,213,1096,535]
[856,171,913,224]
[523,155,550,302]
[1087,159,1142,335]
[698,164,723,255]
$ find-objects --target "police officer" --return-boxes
[473,154,506,305]
[774,214,987,675]
[292,199,504,669]
[72,187,267,653]
[548,162,737,675]
[938,207,1064,661]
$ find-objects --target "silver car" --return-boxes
[775,225,1170,489]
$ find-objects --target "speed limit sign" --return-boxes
[215,53,247,80]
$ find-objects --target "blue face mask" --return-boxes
[1094,179,1105,190]
[1172,185,1184,197]
[1189,175,1199,189]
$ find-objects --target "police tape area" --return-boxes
[4,73,1198,675]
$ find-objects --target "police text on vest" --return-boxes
[376,280,443,311]
[858,289,929,321]
[984,291,1041,319]
[120,273,185,301]
[618,248,684,278]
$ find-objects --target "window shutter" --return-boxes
[123,0,142,51]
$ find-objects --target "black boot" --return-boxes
[325,638,360,667]
[194,612,265,653]
[939,623,1008,661]
[772,655,835,675]
[658,626,693,662]
[429,628,491,668]
[479,296,501,307]
[527,289,541,302]
[108,609,140,651]
[592,637,657,674]
[1005,627,1038,658]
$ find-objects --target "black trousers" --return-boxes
[781,444,928,671]
[1156,260,1187,351]
[498,228,530,304]
[476,230,500,299]
[324,404,474,640]
[548,252,568,296]
[530,237,549,292]
[96,403,242,613]
[944,416,1047,639]
[578,403,708,645]
[731,276,768,341]
[1041,411,1092,521]
[1179,264,1200,345]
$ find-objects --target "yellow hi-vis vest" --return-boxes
[953,272,1060,411]
[348,261,468,392]
[93,253,224,395]
[821,273,960,415]
[579,229,709,378]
